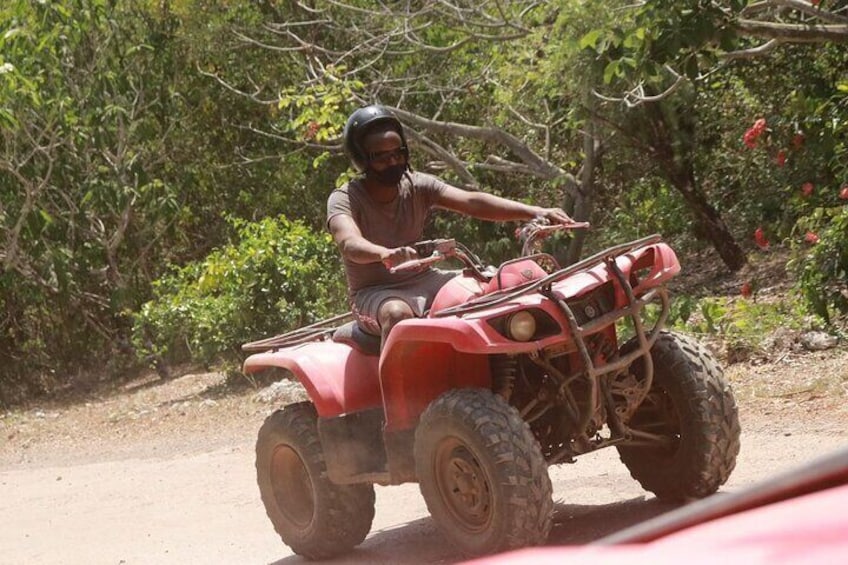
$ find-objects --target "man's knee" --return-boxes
[378,299,414,330]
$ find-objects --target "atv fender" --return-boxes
[243,341,381,417]
[379,319,495,431]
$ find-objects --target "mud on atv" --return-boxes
[243,221,741,559]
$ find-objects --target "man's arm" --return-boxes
[328,214,418,268]
[434,185,573,224]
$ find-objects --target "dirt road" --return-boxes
[2,430,847,564]
[2,353,847,564]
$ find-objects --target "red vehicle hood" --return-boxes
[466,482,848,565]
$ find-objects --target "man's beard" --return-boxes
[366,164,407,186]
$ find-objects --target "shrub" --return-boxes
[793,204,848,324]
[618,293,809,354]
[132,216,347,365]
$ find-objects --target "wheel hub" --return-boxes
[435,440,492,531]
[270,444,314,528]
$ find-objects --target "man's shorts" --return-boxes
[352,268,459,335]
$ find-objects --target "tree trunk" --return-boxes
[641,98,747,273]
[665,163,747,272]
[562,118,601,266]
[561,83,602,266]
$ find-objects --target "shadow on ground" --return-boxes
[267,496,679,565]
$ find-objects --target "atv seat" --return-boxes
[332,321,381,357]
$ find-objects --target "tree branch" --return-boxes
[404,127,479,188]
[723,38,781,60]
[388,106,565,180]
[736,19,848,42]
[741,0,848,24]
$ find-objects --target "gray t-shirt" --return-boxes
[326,171,450,292]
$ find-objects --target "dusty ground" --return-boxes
[1,247,847,564]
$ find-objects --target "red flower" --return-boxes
[840,186,848,200]
[741,282,753,298]
[805,231,820,244]
[305,121,320,140]
[775,149,786,167]
[742,118,767,149]
[754,227,770,250]
[811,0,821,6]
[792,132,805,149]
[801,182,814,197]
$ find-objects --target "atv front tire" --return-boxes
[617,331,741,502]
[255,402,375,560]
[414,389,553,556]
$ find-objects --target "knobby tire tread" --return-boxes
[618,331,741,502]
[415,389,553,555]
[255,402,375,560]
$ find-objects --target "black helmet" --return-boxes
[343,105,407,172]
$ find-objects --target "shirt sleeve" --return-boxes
[414,172,453,208]
[326,187,352,230]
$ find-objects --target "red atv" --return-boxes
[242,221,741,559]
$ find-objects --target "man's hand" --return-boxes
[381,246,419,270]
[536,207,574,225]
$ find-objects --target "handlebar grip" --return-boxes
[389,253,443,274]
[536,221,591,232]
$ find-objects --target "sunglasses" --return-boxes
[367,146,409,166]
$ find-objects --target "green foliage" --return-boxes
[619,292,809,352]
[132,217,346,365]
[681,295,809,351]
[793,205,848,323]
[1,0,846,406]
[277,74,364,145]
[593,178,692,251]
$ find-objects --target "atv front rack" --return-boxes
[434,234,670,459]
[242,312,354,353]
[432,234,663,318]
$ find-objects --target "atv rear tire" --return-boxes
[256,402,375,560]
[617,331,741,502]
[414,389,553,556]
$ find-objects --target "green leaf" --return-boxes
[579,29,602,51]
[603,60,620,84]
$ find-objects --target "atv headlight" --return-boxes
[487,308,560,342]
[507,311,537,342]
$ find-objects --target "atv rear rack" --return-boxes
[242,312,354,353]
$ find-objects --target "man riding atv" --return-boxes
[327,104,574,345]
[244,104,740,561]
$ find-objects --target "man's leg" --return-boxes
[377,299,414,346]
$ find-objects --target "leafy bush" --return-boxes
[133,216,347,365]
[793,204,848,324]
[618,293,809,354]
[681,296,808,349]
[593,178,692,252]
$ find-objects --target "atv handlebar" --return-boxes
[389,252,450,274]
[518,218,590,256]
[389,239,464,274]
[388,219,590,276]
